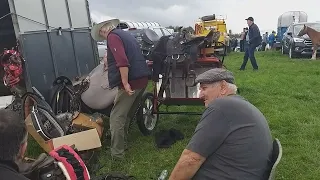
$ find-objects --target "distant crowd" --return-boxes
[239,28,278,52]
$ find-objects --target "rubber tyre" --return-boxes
[136,92,159,136]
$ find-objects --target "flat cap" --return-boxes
[195,68,235,84]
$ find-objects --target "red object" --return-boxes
[49,145,90,180]
[1,49,23,87]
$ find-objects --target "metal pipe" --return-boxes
[65,0,81,77]
[40,0,50,29]
[155,111,202,115]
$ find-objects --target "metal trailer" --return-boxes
[274,11,308,49]
[117,21,172,37]
[0,0,99,101]
[117,21,162,30]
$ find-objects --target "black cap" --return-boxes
[245,17,254,21]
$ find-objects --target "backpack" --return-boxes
[18,145,90,180]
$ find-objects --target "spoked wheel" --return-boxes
[136,92,159,136]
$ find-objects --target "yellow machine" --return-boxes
[194,14,229,55]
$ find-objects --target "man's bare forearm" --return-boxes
[119,67,129,85]
[169,149,205,180]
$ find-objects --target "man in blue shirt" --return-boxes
[268,31,276,50]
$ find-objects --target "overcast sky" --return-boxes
[88,0,318,34]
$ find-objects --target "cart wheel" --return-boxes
[136,92,158,136]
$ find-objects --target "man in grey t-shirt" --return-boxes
[169,68,273,180]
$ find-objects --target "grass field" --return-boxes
[27,51,320,179]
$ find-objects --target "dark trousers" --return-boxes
[240,40,244,52]
[261,42,267,51]
[240,43,258,70]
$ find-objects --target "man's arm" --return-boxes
[107,33,130,85]
[169,149,205,180]
[249,25,260,44]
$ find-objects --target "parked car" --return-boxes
[281,22,320,58]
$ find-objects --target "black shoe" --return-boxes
[253,68,258,71]
[239,68,245,71]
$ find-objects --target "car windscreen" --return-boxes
[294,23,320,35]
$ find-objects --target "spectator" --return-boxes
[91,19,150,160]
[239,17,262,71]
[0,109,29,179]
[240,28,248,52]
[261,32,268,51]
[169,68,273,180]
[268,31,276,50]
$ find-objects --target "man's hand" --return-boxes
[169,149,206,180]
[119,67,134,95]
[123,82,134,96]
[103,51,108,71]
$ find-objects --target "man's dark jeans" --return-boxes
[240,43,258,70]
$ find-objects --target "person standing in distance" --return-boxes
[91,19,149,160]
[240,17,262,71]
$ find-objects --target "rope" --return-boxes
[0,12,57,29]
[0,12,92,33]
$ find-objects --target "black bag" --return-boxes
[22,92,72,141]
[18,153,66,180]
[49,76,81,117]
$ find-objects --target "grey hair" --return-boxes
[227,82,238,94]
[205,81,238,94]
[101,24,116,31]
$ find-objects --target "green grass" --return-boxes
[27,51,320,179]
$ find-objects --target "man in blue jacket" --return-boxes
[268,31,276,50]
[240,17,262,71]
[91,19,149,160]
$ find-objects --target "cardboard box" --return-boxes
[25,113,103,153]
[71,113,104,138]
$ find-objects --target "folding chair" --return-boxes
[268,138,283,180]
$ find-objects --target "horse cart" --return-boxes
[130,28,226,135]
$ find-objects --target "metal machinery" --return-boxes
[194,14,229,55]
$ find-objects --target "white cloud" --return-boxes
[90,11,115,23]
[88,0,319,33]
